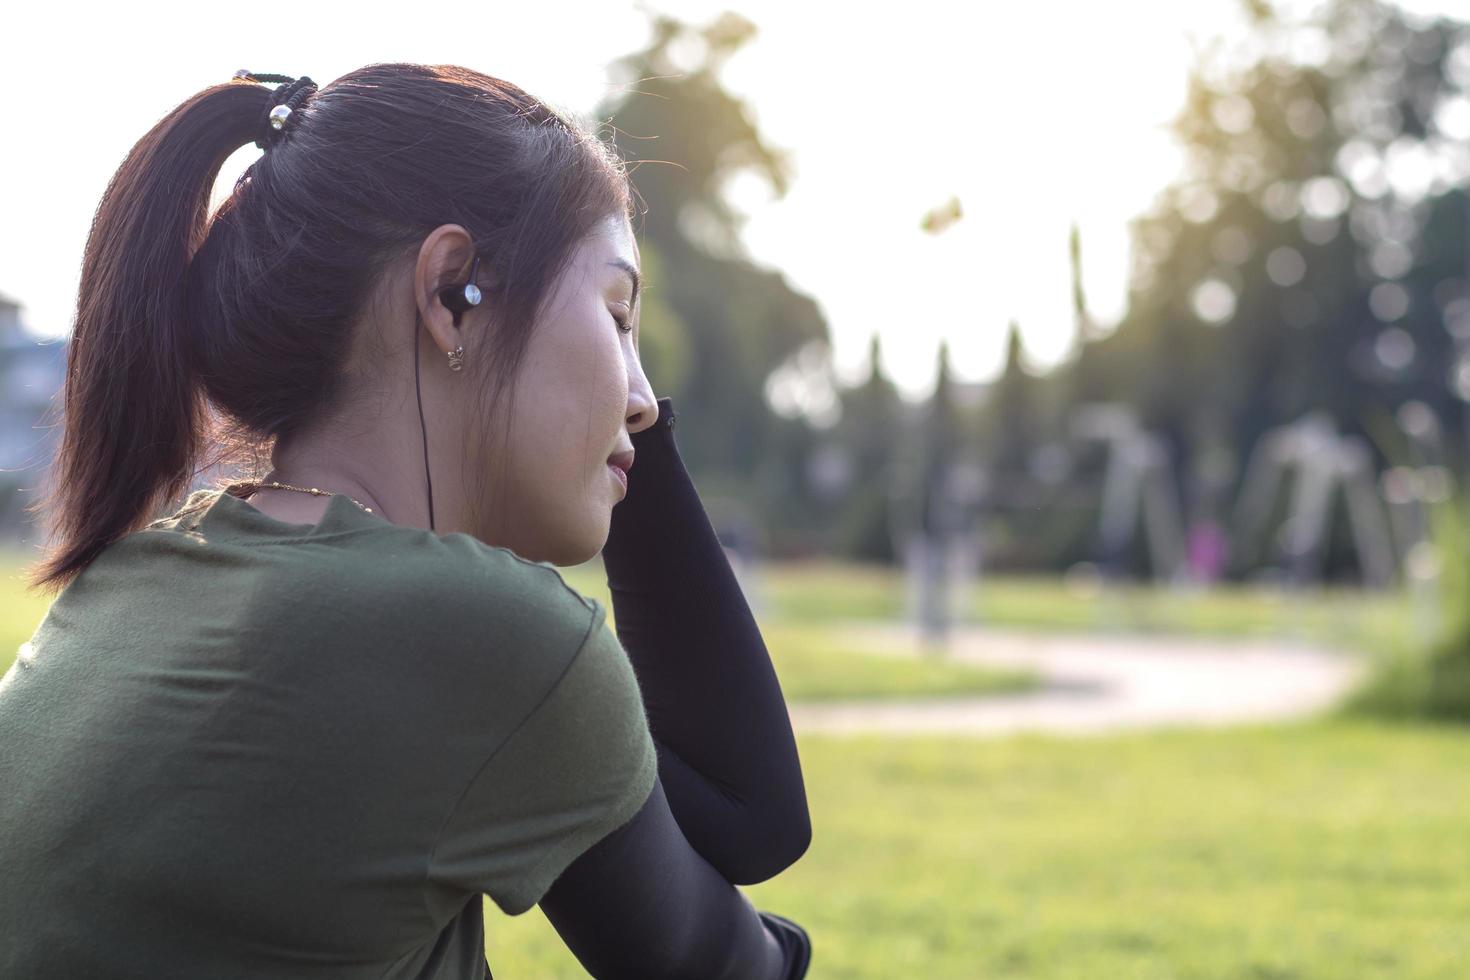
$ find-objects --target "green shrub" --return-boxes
[1344,493,1470,722]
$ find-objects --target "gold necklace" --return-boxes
[226,480,373,514]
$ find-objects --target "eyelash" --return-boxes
[612,311,634,335]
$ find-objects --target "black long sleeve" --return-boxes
[599,397,811,885]
[538,776,810,979]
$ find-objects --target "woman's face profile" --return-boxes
[481,213,659,565]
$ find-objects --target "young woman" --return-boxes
[0,65,812,978]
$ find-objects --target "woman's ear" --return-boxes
[415,224,488,357]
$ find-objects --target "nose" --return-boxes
[625,358,659,435]
[627,389,659,434]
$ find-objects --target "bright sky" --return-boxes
[4,0,1467,403]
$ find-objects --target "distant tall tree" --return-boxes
[1070,223,1098,346]
[976,322,1084,571]
[1066,222,1109,406]
[982,322,1041,480]
[842,334,902,474]
[831,333,903,563]
[915,341,965,539]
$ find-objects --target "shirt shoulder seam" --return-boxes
[420,601,603,910]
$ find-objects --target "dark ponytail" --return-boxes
[24,81,268,596]
[25,65,635,596]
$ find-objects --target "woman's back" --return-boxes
[0,487,657,978]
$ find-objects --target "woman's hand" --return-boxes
[758,911,813,979]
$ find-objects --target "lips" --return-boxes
[607,449,635,476]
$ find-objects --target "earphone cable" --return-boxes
[413,316,436,531]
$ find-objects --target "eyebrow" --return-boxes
[607,258,642,311]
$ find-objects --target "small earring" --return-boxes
[447,346,465,372]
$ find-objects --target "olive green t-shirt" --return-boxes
[0,487,658,979]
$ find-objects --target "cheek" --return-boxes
[544,326,625,420]
[502,421,603,511]
[500,318,626,500]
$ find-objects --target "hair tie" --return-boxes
[233,70,318,151]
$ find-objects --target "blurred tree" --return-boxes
[976,323,1068,569]
[625,241,692,398]
[597,12,830,486]
[981,322,1040,478]
[842,335,903,482]
[1068,222,1109,408]
[830,334,903,564]
[912,341,967,540]
[1055,0,1470,580]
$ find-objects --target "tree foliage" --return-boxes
[596,13,829,480]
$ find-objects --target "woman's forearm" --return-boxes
[539,776,810,979]
[600,397,811,885]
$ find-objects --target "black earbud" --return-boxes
[438,254,483,326]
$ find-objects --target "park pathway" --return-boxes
[786,622,1369,737]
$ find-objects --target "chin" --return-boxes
[546,530,608,568]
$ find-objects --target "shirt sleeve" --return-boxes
[427,599,658,916]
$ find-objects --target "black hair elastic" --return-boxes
[233,70,318,150]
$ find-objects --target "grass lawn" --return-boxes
[727,621,1035,702]
[487,720,1470,979]
[1,551,51,660]
[712,560,1414,652]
